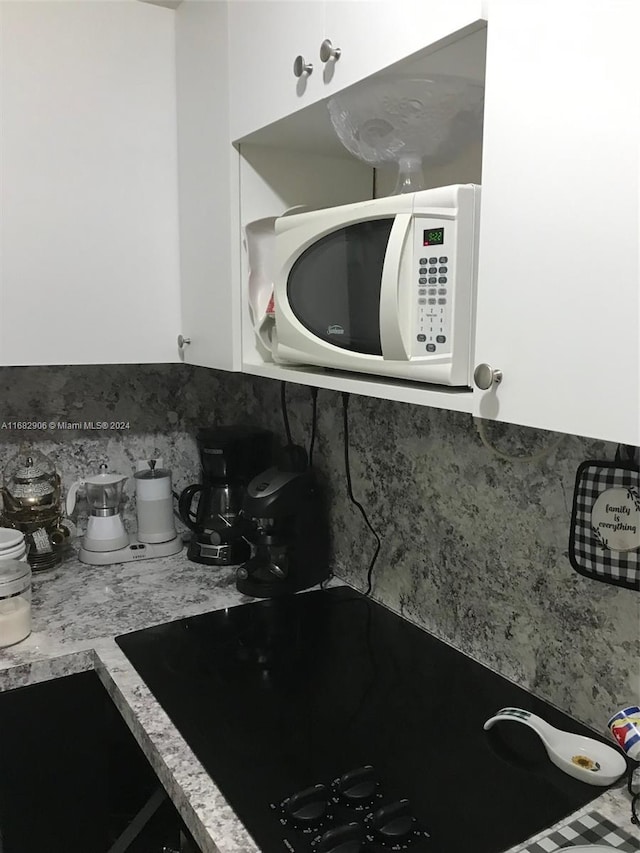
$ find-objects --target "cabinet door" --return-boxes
[474,0,640,444]
[175,0,240,371]
[0,1,181,366]
[323,0,486,96]
[228,0,325,141]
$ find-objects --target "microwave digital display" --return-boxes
[423,228,444,246]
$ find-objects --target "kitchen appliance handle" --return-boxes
[379,213,412,361]
[177,485,202,531]
[65,479,85,516]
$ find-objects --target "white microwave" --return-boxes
[272,184,481,387]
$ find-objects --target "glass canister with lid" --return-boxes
[0,559,32,647]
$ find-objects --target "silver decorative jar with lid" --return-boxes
[1,447,70,571]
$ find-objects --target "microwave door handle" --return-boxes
[380,213,412,360]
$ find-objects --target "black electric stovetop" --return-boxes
[116,587,610,853]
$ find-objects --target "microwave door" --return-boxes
[286,220,393,356]
[379,214,412,361]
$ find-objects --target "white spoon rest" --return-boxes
[483,707,627,786]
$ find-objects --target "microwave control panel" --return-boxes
[411,222,453,358]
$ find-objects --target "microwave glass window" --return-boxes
[286,219,394,356]
[423,227,444,246]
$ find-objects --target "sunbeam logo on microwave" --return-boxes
[327,324,345,335]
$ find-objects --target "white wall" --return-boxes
[0,1,181,365]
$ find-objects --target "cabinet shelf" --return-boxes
[233,24,487,156]
[242,360,475,412]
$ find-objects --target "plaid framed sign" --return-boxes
[569,458,640,591]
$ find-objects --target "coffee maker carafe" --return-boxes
[178,426,273,566]
[236,449,330,597]
[66,465,129,556]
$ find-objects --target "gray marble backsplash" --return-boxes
[0,365,247,532]
[0,364,638,731]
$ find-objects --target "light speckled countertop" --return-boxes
[0,548,635,853]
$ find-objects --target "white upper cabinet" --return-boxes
[228,0,487,143]
[232,0,639,443]
[228,1,325,142]
[473,0,640,445]
[175,0,241,371]
[0,1,181,366]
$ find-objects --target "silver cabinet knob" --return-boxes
[474,363,503,390]
[293,55,313,77]
[320,38,341,63]
[177,335,191,349]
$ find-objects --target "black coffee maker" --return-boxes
[236,447,330,597]
[179,426,273,566]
